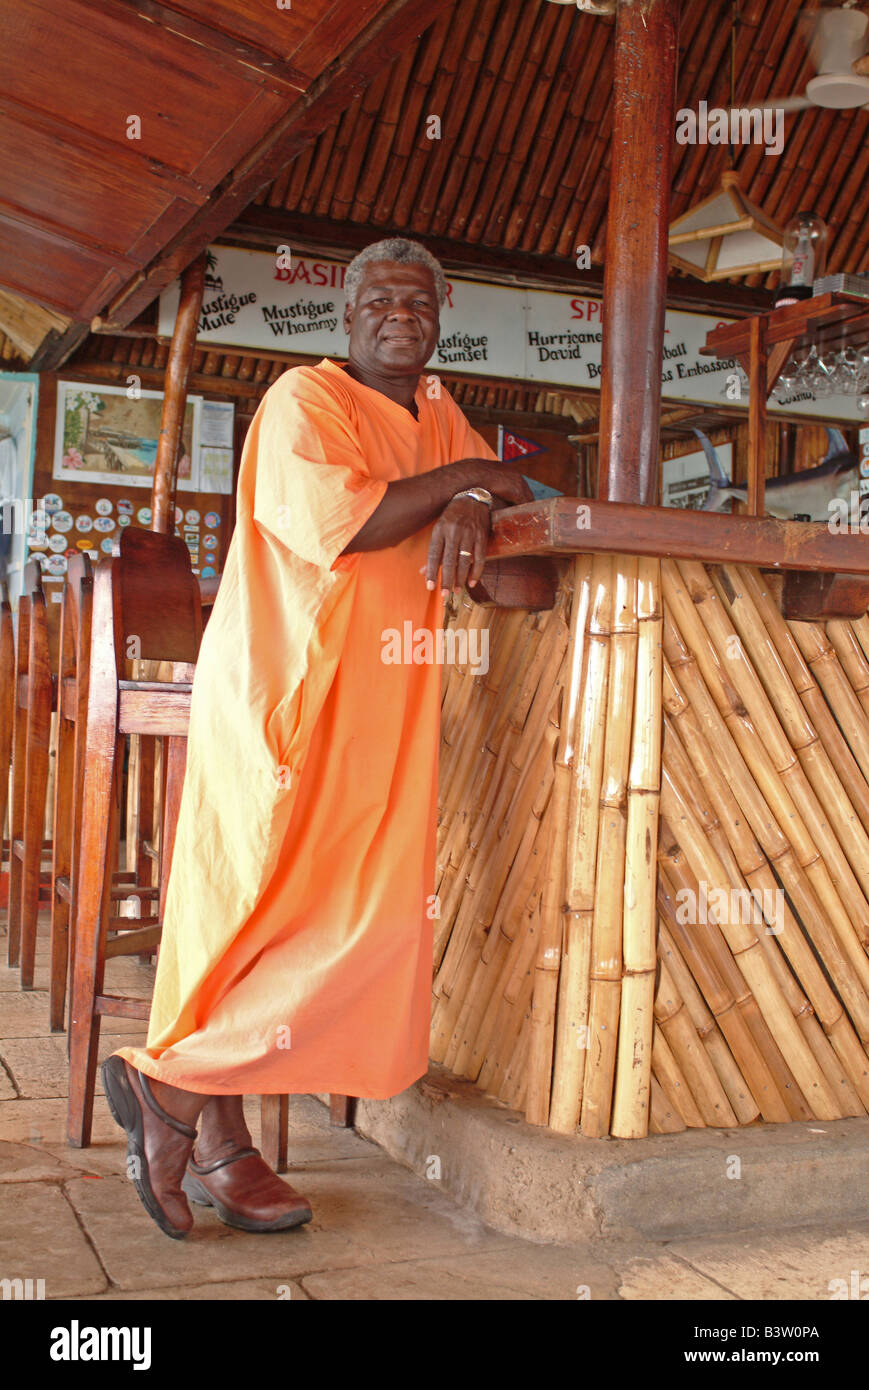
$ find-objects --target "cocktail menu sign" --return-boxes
[158,247,863,422]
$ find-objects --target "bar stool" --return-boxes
[67,527,201,1147]
[48,554,161,1033]
[8,561,55,986]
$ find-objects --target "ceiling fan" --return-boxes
[753,4,869,112]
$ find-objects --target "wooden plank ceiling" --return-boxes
[0,0,452,358]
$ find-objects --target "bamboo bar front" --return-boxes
[433,559,869,1137]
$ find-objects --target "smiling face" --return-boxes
[343,260,440,379]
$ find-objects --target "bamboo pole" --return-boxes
[581,556,637,1137]
[612,557,662,1137]
[152,254,206,534]
[528,557,593,1126]
[651,1024,705,1128]
[660,773,841,1121]
[649,1073,686,1134]
[653,960,737,1126]
[658,920,760,1124]
[826,620,869,720]
[658,849,793,1123]
[712,564,869,907]
[735,567,869,837]
[663,564,869,998]
[790,619,869,773]
[662,666,869,1106]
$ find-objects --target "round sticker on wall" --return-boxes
[76,538,93,551]
[42,493,63,514]
[203,511,221,529]
[75,514,93,533]
[174,506,183,525]
[93,516,115,533]
[44,554,67,576]
[200,565,216,579]
[95,498,113,516]
[48,533,67,552]
[117,514,131,527]
[117,499,134,515]
[184,509,200,526]
[202,534,218,550]
[52,511,73,533]
[65,548,78,559]
[137,507,152,525]
[100,537,117,555]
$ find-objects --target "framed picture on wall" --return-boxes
[0,371,39,604]
[661,441,732,510]
[53,381,202,491]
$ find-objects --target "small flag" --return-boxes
[500,428,545,461]
[497,425,562,498]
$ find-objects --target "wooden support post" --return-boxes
[747,315,768,516]
[260,1094,289,1173]
[597,0,680,505]
[151,255,206,535]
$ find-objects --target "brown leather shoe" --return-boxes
[101,1056,197,1239]
[182,1147,313,1232]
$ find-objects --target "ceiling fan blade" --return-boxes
[804,6,868,76]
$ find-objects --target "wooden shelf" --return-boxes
[699,290,869,521]
[701,290,869,366]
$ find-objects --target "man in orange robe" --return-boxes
[104,239,531,1238]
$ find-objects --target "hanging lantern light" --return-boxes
[668,171,785,282]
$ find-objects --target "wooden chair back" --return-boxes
[117,528,202,666]
[67,534,202,1146]
[8,560,55,980]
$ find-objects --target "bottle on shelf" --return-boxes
[774,212,828,309]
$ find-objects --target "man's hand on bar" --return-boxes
[340,457,533,561]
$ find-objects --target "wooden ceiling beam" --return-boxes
[75,0,309,96]
[28,321,92,373]
[102,0,456,329]
[227,207,773,318]
[0,289,70,360]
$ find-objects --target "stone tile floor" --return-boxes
[2,917,868,1301]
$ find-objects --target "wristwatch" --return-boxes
[452,487,494,508]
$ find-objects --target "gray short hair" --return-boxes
[343,238,447,310]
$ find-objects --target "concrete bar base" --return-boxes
[350,1066,869,1245]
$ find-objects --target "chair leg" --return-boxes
[49,714,75,1031]
[7,701,26,968]
[329,1094,356,1128]
[20,626,52,989]
[135,734,156,889]
[260,1095,289,1173]
[68,735,121,1149]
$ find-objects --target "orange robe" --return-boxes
[117,359,494,1097]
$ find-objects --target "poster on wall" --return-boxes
[159,245,865,424]
[199,400,234,493]
[0,371,39,604]
[54,382,208,492]
[661,444,732,510]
